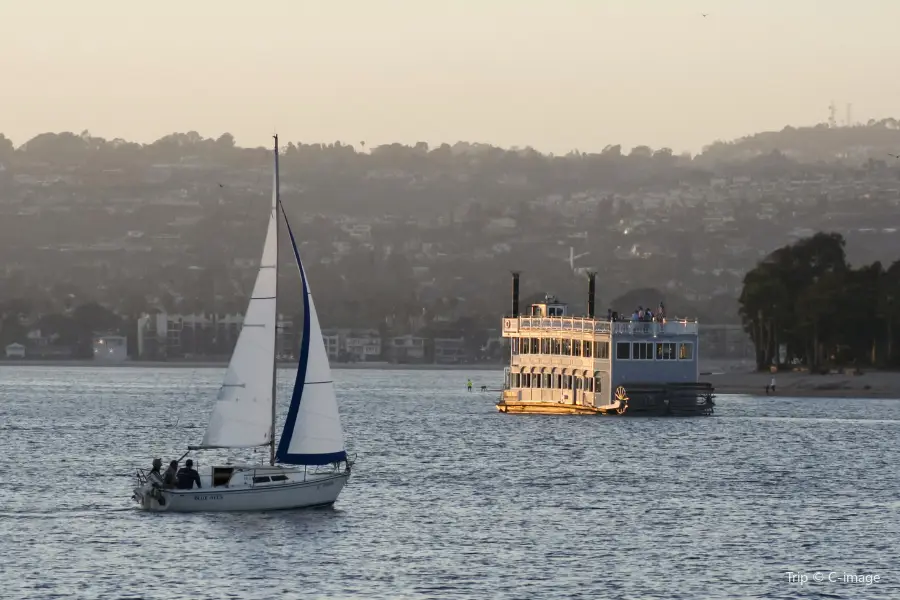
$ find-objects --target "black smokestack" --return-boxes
[511,271,520,317]
[587,272,596,318]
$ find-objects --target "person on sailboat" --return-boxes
[162,460,179,488]
[148,458,164,487]
[176,459,202,490]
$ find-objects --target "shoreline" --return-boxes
[2,360,899,399]
[0,359,503,371]
[707,385,900,399]
[701,370,900,400]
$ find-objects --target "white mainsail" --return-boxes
[200,177,278,448]
[276,214,347,465]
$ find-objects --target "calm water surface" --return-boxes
[0,366,898,599]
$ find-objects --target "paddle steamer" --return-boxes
[498,272,714,416]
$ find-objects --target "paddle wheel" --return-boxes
[614,386,629,414]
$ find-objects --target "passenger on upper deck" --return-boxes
[619,305,673,323]
[633,306,657,322]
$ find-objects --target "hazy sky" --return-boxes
[2,0,899,154]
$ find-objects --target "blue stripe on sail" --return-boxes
[275,203,313,464]
[279,450,347,466]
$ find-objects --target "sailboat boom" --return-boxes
[187,443,271,451]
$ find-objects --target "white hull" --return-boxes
[133,465,349,513]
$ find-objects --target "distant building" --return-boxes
[344,330,381,362]
[22,329,72,359]
[5,343,25,358]
[390,334,426,363]
[135,311,293,359]
[93,335,128,363]
[321,330,341,360]
[434,337,466,364]
[340,223,372,240]
[27,328,52,349]
[136,313,175,359]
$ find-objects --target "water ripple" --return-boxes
[0,366,898,599]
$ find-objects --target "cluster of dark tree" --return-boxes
[739,233,900,371]
[0,300,125,358]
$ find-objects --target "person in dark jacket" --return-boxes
[176,459,202,490]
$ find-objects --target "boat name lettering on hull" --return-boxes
[194,495,224,501]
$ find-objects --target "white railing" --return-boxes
[612,321,698,336]
[502,316,698,336]
[512,317,612,333]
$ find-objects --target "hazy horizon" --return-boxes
[3,0,900,154]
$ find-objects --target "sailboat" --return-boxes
[132,135,352,512]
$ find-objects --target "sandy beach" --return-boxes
[2,358,899,398]
[689,358,900,398]
[701,370,900,399]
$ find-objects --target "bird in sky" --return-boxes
[889,153,900,159]
[701,13,709,17]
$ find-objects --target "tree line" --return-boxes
[0,300,125,358]
[3,117,900,173]
[739,232,900,371]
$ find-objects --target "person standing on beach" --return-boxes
[467,379,472,392]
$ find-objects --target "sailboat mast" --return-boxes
[270,134,280,466]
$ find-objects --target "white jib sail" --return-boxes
[279,273,346,462]
[201,181,277,448]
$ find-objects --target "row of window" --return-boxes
[512,338,610,358]
[616,342,693,361]
[509,372,600,393]
[512,338,694,361]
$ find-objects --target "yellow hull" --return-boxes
[496,401,604,415]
